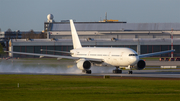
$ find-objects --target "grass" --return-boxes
[0,75,180,101]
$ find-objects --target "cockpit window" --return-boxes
[129,54,138,56]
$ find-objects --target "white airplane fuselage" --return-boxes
[71,47,139,66]
[5,19,174,74]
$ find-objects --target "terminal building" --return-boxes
[9,14,180,58]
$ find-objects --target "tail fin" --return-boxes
[70,19,82,49]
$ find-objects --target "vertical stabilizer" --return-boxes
[70,19,82,49]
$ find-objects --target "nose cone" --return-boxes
[128,56,139,65]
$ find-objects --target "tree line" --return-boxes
[21,30,47,39]
[5,29,47,39]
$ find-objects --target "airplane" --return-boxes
[6,19,175,74]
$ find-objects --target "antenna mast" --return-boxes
[105,12,107,22]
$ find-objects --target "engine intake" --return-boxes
[77,59,91,70]
[134,59,146,70]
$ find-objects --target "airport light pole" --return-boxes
[171,28,173,58]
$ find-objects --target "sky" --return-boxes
[0,0,180,31]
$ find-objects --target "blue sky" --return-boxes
[0,0,180,31]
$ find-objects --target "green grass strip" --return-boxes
[0,75,180,101]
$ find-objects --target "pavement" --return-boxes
[0,59,180,78]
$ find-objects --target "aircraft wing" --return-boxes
[5,51,78,60]
[139,49,175,58]
[5,51,104,62]
[84,58,104,63]
[41,49,71,54]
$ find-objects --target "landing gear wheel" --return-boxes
[113,66,122,74]
[128,71,133,74]
[113,69,122,73]
[82,70,91,74]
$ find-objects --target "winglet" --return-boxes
[70,19,82,49]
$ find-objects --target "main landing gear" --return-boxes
[128,65,133,74]
[82,70,91,74]
[128,71,133,74]
[113,66,122,73]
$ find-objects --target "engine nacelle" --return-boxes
[134,59,146,70]
[77,59,91,70]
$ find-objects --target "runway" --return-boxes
[0,69,180,78]
[0,59,180,78]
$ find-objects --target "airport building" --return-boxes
[9,14,180,57]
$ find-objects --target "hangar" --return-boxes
[9,14,180,58]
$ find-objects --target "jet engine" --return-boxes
[77,59,91,70]
[134,59,146,70]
